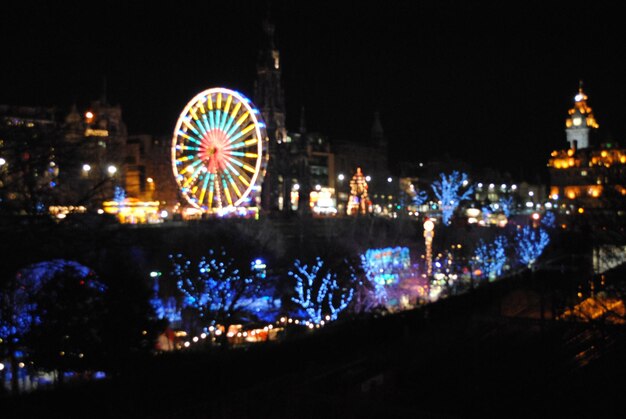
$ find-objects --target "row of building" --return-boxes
[1,18,625,225]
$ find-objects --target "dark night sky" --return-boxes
[2,1,626,182]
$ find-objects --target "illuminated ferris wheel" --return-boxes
[171,87,269,212]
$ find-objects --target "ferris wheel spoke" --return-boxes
[190,115,208,137]
[224,161,253,188]
[182,118,203,139]
[183,165,206,188]
[190,104,209,134]
[230,151,258,158]
[222,166,244,199]
[228,155,258,175]
[227,137,258,151]
[176,145,200,152]
[207,175,216,209]
[227,123,256,145]
[195,99,206,115]
[177,131,202,145]
[208,110,218,132]
[201,114,212,134]
[219,174,233,206]
[198,171,213,206]
[219,111,228,132]
[221,94,233,127]
[179,158,205,175]
[225,111,250,138]
[222,102,242,134]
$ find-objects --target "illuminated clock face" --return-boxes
[573,117,582,126]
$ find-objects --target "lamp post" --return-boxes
[423,219,435,277]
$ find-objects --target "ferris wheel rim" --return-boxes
[171,87,268,211]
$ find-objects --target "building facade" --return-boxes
[548,84,626,211]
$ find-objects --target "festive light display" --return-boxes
[113,186,126,204]
[171,87,269,212]
[541,211,556,229]
[149,272,181,325]
[431,171,474,225]
[412,189,428,207]
[347,167,371,215]
[170,249,265,333]
[499,196,514,218]
[360,247,410,304]
[0,260,98,341]
[481,205,492,225]
[289,258,356,323]
[516,226,550,267]
[473,236,508,280]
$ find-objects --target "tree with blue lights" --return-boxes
[0,277,37,394]
[473,236,508,280]
[359,253,389,309]
[541,211,556,229]
[171,249,263,343]
[515,226,550,268]
[23,264,108,380]
[431,171,474,225]
[499,196,514,218]
[412,189,428,207]
[1,260,100,392]
[113,185,126,204]
[481,205,492,225]
[290,257,357,324]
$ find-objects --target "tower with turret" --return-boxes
[565,82,599,150]
[255,18,290,213]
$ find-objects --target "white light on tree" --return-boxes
[365,175,371,182]
[0,157,5,166]
[107,165,117,175]
[338,174,345,181]
[82,164,91,172]
[431,171,474,225]
[387,177,392,183]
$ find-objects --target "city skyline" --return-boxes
[2,1,626,181]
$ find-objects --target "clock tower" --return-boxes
[565,82,599,150]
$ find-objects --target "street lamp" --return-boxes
[423,219,435,277]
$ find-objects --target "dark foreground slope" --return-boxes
[4,268,626,419]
